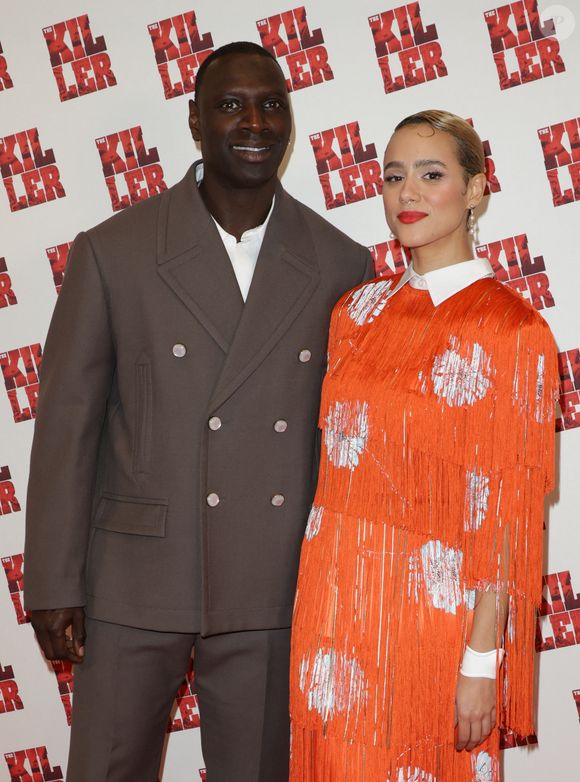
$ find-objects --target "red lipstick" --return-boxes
[398,211,428,224]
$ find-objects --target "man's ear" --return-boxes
[189,99,202,142]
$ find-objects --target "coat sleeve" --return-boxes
[24,231,115,610]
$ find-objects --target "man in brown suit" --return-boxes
[24,42,372,781]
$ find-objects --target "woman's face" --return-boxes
[382,124,483,251]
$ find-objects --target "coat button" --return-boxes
[298,349,311,363]
[274,419,288,433]
[208,416,222,431]
[172,343,187,358]
[206,493,220,507]
[271,494,285,507]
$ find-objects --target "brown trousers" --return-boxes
[66,618,291,782]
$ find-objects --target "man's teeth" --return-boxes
[233,146,269,152]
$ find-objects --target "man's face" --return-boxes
[190,53,292,189]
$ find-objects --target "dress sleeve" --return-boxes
[463,310,559,737]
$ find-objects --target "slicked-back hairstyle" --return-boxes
[395,110,485,184]
[194,41,284,101]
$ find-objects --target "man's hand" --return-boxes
[454,673,496,751]
[30,607,86,664]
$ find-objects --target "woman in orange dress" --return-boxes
[289,111,558,782]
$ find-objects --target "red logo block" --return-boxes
[0,258,17,309]
[50,661,73,726]
[557,349,580,432]
[536,569,580,651]
[573,689,580,722]
[0,344,42,423]
[476,233,554,311]
[1,555,28,625]
[45,243,72,295]
[0,663,24,714]
[538,117,580,207]
[4,747,63,782]
[96,126,167,212]
[147,9,213,99]
[0,466,21,517]
[0,128,66,212]
[310,121,382,210]
[484,1,565,90]
[42,14,116,102]
[0,41,14,91]
[368,3,448,94]
[500,729,538,749]
[257,5,334,92]
[168,658,200,732]
[368,239,411,278]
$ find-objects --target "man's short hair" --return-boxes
[194,41,285,101]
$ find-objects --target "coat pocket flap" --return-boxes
[93,493,168,537]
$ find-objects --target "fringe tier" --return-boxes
[289,278,558,782]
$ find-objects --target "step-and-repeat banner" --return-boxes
[1,0,579,779]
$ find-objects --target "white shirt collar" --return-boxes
[195,161,275,244]
[389,257,495,306]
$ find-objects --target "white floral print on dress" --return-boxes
[299,648,367,722]
[419,540,463,615]
[347,280,393,326]
[430,336,493,407]
[324,400,369,470]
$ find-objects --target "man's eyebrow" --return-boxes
[383,159,448,171]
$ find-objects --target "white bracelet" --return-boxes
[460,645,505,679]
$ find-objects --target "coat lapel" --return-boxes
[209,183,320,411]
[156,162,244,352]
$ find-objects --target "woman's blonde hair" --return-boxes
[395,110,485,183]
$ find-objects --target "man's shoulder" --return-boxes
[283,189,368,255]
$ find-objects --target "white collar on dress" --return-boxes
[388,257,495,306]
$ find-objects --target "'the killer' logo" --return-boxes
[500,729,538,749]
[148,9,213,100]
[310,121,382,209]
[557,348,580,432]
[96,126,167,212]
[4,747,63,782]
[0,41,14,91]
[168,658,200,732]
[536,569,580,651]
[0,466,21,517]
[476,233,554,311]
[1,555,28,625]
[50,661,73,726]
[42,14,116,102]
[257,5,334,92]
[484,1,566,90]
[0,258,17,309]
[368,3,448,94]
[0,344,42,423]
[0,663,24,714]
[45,243,72,295]
[538,116,580,207]
[369,238,411,277]
[0,129,66,213]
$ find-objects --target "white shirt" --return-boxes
[389,257,495,307]
[196,163,274,302]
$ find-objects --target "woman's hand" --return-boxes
[454,673,496,751]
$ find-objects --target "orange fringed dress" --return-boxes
[289,273,558,782]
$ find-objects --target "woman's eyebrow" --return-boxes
[383,159,448,171]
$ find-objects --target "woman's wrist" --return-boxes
[460,645,505,679]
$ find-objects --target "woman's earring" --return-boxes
[467,208,475,236]
[389,231,396,240]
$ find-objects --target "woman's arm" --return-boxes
[455,588,509,751]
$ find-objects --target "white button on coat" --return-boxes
[298,349,312,363]
[206,493,220,507]
[271,494,285,507]
[208,417,222,431]
[274,419,288,433]
[172,343,187,358]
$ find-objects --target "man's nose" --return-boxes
[239,103,267,132]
